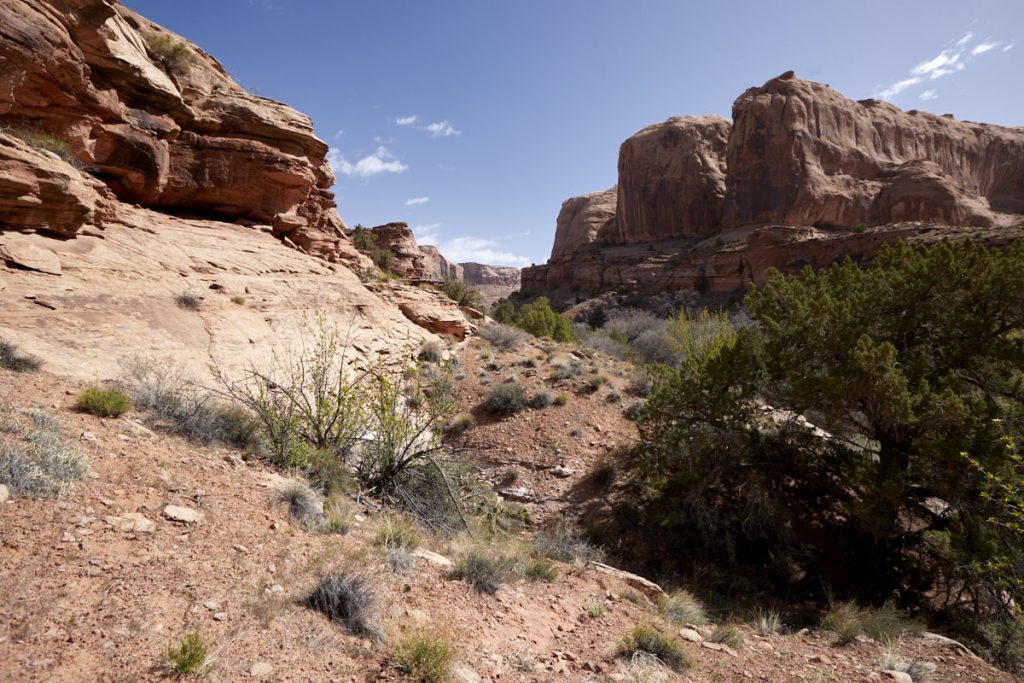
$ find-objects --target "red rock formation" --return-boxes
[366,223,459,282]
[460,262,521,305]
[526,73,1024,303]
[0,0,359,263]
[419,245,462,282]
[612,116,729,243]
[550,188,617,259]
[723,71,1022,229]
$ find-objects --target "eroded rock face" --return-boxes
[525,72,1024,303]
[550,188,618,259]
[460,262,521,305]
[419,245,462,282]
[613,116,729,243]
[723,71,1022,228]
[0,0,357,262]
[368,223,459,282]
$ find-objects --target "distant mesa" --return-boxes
[524,72,1024,303]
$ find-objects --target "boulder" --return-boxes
[549,187,618,259]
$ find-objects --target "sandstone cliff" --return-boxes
[367,223,461,282]
[525,72,1024,303]
[0,0,477,376]
[460,261,521,305]
[0,0,358,263]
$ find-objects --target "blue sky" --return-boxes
[124,0,1021,267]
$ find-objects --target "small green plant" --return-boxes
[532,520,604,564]
[443,412,475,435]
[500,468,519,487]
[176,292,201,310]
[166,630,207,675]
[820,601,924,645]
[624,400,647,421]
[441,277,484,310]
[230,295,246,305]
[586,375,609,392]
[524,558,558,582]
[553,393,569,406]
[147,34,193,77]
[660,589,708,626]
[75,387,131,417]
[617,626,690,672]
[376,516,420,550]
[483,383,527,415]
[585,602,607,618]
[0,339,41,373]
[394,632,454,683]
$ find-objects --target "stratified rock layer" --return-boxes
[460,261,521,305]
[0,0,358,263]
[525,72,1024,303]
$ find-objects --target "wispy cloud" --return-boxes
[405,196,430,206]
[1004,44,1015,52]
[395,115,418,126]
[411,223,441,245]
[328,146,408,179]
[423,120,461,138]
[972,41,1000,55]
[435,237,529,268]
[876,30,1009,101]
[333,129,344,140]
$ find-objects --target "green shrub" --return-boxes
[709,624,744,648]
[585,602,607,618]
[441,277,483,310]
[0,339,41,373]
[820,601,923,645]
[617,626,690,672]
[146,34,193,77]
[553,393,569,406]
[167,631,207,675]
[230,295,246,305]
[585,375,609,392]
[75,387,131,417]
[590,457,619,489]
[623,400,647,421]
[483,383,527,415]
[394,632,454,683]
[500,468,519,486]
[516,297,574,342]
[419,340,444,363]
[524,558,558,582]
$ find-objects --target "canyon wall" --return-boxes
[525,72,1024,303]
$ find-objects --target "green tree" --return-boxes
[639,240,1024,626]
[490,298,517,325]
[517,297,574,342]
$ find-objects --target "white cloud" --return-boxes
[411,223,441,245]
[395,115,418,126]
[333,129,344,140]
[972,41,1000,55]
[1004,44,1014,52]
[423,120,461,138]
[328,146,408,179]
[876,29,1009,100]
[436,237,529,268]
[405,196,430,206]
[919,89,938,101]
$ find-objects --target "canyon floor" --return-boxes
[1,334,1017,683]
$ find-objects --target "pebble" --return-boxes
[212,612,227,621]
[250,662,274,678]
[163,504,205,524]
[0,484,9,503]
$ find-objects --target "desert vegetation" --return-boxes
[0,124,82,168]
[490,296,574,342]
[146,34,193,77]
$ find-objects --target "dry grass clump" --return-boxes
[452,548,518,595]
[659,589,709,627]
[482,383,527,415]
[478,323,527,350]
[175,292,202,310]
[393,631,454,683]
[751,608,783,636]
[617,626,690,672]
[524,558,558,582]
[273,482,323,528]
[820,600,925,645]
[709,624,744,648]
[442,412,475,435]
[376,515,420,550]
[1,125,81,168]
[304,571,381,640]
[147,34,193,77]
[531,520,604,564]
[0,410,85,498]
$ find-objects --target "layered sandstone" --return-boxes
[526,73,1024,303]
[460,261,521,305]
[367,223,460,282]
[612,116,729,243]
[0,0,359,263]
